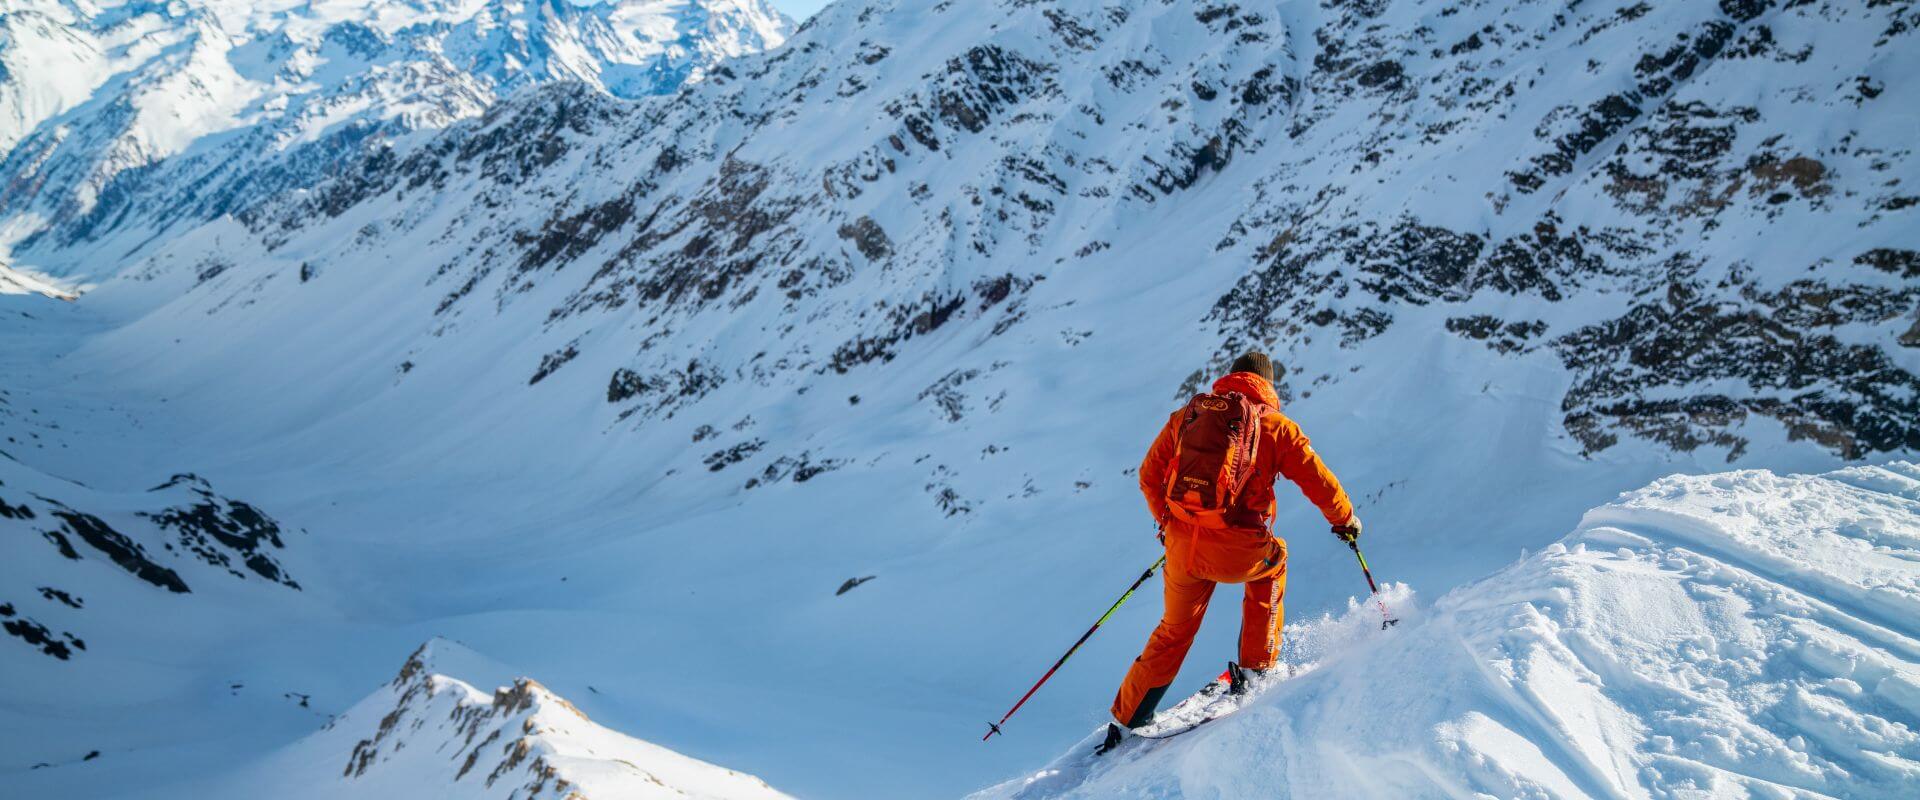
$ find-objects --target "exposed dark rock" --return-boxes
[606,360,724,418]
[140,475,298,588]
[704,440,765,472]
[934,46,1055,133]
[1142,136,1231,195]
[836,216,893,261]
[1447,316,1549,354]
[1,605,77,660]
[744,452,845,489]
[37,587,82,608]
[562,158,807,318]
[920,369,982,422]
[1043,9,1100,50]
[194,258,231,285]
[43,506,189,593]
[0,492,32,519]
[513,193,635,274]
[529,343,580,385]
[1355,60,1404,91]
[827,292,969,374]
[1746,154,1830,199]
[1554,283,1920,458]
[41,530,79,560]
[1854,248,1918,279]
[926,483,971,517]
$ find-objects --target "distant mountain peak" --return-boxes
[0,0,793,279]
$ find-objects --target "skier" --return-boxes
[1102,351,1359,752]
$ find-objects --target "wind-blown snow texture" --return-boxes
[976,463,1920,799]
[0,0,1916,798]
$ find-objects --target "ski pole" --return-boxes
[1346,539,1399,630]
[983,554,1167,741]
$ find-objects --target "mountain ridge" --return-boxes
[0,0,793,279]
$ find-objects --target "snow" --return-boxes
[0,259,75,297]
[207,638,796,800]
[973,464,1920,799]
[0,0,792,281]
[0,0,1916,798]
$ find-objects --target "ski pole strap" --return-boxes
[983,555,1167,741]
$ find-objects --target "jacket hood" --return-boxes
[1212,371,1280,408]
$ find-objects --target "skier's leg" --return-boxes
[1238,541,1288,671]
[1110,563,1213,727]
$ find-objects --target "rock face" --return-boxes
[0,0,793,280]
[86,0,1913,470]
[310,639,795,800]
[0,458,297,661]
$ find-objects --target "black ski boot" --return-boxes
[1095,723,1126,755]
[1226,662,1250,696]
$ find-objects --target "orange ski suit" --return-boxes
[1110,371,1354,727]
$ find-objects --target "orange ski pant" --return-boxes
[1110,520,1287,727]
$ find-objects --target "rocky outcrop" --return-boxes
[320,639,794,800]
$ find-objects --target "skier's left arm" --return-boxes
[1267,412,1356,527]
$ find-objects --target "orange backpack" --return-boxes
[1164,392,1269,529]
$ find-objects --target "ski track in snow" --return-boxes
[974,464,1920,800]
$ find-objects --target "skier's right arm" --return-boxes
[1137,411,1180,528]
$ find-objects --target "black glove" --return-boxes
[1331,518,1362,543]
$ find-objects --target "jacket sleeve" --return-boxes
[1137,411,1181,526]
[1266,412,1355,526]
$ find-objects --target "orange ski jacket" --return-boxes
[1138,371,1354,532]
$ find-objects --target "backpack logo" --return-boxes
[1163,391,1270,529]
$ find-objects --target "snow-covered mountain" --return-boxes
[95,0,1917,467]
[227,639,794,800]
[0,0,1915,798]
[0,0,791,282]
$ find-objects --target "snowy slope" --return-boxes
[0,0,1915,798]
[80,0,1917,476]
[974,463,1920,799]
[218,639,794,800]
[0,260,72,297]
[0,0,792,281]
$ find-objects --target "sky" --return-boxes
[769,0,831,19]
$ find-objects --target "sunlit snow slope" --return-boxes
[976,463,1920,799]
[216,639,795,800]
[0,0,792,282]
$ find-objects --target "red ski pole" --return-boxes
[983,555,1166,741]
[1346,538,1398,630]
